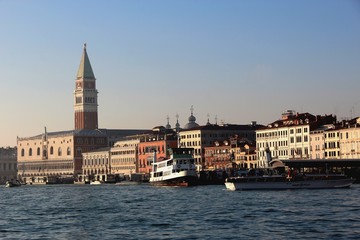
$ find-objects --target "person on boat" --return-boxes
[287,169,292,180]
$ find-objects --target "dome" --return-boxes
[183,122,199,129]
[165,115,171,129]
[188,114,196,122]
[183,106,199,129]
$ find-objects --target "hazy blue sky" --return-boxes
[1,0,359,147]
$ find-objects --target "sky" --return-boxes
[0,0,359,147]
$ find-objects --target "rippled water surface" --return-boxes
[1,184,359,239]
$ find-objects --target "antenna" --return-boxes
[350,105,355,119]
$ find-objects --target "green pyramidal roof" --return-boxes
[76,44,95,79]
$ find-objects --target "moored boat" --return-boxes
[149,148,198,187]
[225,168,355,191]
[90,180,103,185]
[5,179,22,188]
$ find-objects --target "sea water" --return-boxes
[1,184,359,239]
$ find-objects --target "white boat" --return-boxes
[5,179,22,188]
[149,148,198,187]
[90,180,103,185]
[225,168,355,191]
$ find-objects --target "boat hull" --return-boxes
[5,180,22,188]
[150,175,198,187]
[225,178,355,191]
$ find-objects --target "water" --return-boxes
[1,184,359,240]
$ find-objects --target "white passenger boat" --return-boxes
[225,168,355,191]
[149,148,198,187]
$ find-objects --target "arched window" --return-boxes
[43,150,47,157]
[50,146,54,155]
[58,147,62,156]
[21,149,25,157]
[76,148,82,156]
[37,147,41,156]
[67,147,71,156]
[29,148,32,156]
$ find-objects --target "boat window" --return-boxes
[158,163,166,168]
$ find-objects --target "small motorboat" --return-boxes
[90,180,103,185]
[5,179,22,188]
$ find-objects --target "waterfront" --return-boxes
[1,184,360,240]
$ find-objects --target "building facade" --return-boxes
[137,127,178,174]
[17,129,108,183]
[82,147,111,182]
[204,140,231,170]
[204,137,257,170]
[110,137,140,179]
[340,118,360,159]
[231,138,257,169]
[310,128,327,159]
[324,127,341,159]
[179,123,261,170]
[256,111,337,167]
[0,147,17,184]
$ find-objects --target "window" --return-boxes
[37,147,41,156]
[67,147,71,155]
[50,146,54,155]
[58,147,62,156]
[21,149,25,157]
[29,148,32,156]
[76,148,82,156]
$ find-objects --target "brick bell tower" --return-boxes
[74,43,98,130]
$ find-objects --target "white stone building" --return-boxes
[256,111,336,167]
[340,118,360,159]
[110,137,140,179]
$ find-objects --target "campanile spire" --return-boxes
[74,44,98,130]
